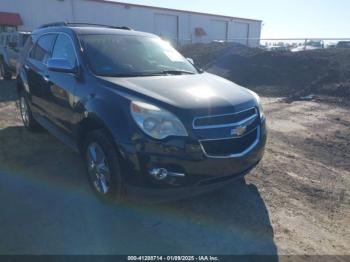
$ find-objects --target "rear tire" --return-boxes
[83,130,126,202]
[19,91,41,132]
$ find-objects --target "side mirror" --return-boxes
[186,57,194,65]
[47,58,77,74]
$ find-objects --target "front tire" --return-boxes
[83,130,125,202]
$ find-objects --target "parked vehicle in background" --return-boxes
[266,45,289,52]
[337,41,350,48]
[0,31,30,80]
[17,22,266,203]
[291,40,324,52]
[326,43,337,49]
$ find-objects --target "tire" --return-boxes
[83,130,126,202]
[0,62,12,80]
[18,91,41,131]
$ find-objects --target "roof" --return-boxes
[72,27,155,37]
[87,0,262,23]
[0,12,23,26]
[33,25,156,38]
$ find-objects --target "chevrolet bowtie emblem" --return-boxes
[231,126,247,137]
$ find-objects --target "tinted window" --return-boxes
[21,34,30,47]
[31,34,56,63]
[52,34,77,67]
[81,34,197,77]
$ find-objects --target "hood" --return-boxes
[101,72,256,115]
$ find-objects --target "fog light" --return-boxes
[149,168,168,180]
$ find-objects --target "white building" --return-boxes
[0,0,262,47]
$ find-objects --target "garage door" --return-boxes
[210,20,228,41]
[154,14,178,45]
[229,22,249,45]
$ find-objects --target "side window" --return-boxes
[21,34,30,47]
[52,34,77,67]
[31,34,56,63]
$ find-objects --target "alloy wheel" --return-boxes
[86,142,111,195]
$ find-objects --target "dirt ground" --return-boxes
[181,43,350,98]
[0,79,349,256]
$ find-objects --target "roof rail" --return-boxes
[38,22,132,31]
[67,23,133,30]
[39,22,68,29]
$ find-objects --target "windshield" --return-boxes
[81,34,198,77]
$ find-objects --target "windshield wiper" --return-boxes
[160,70,195,75]
[102,72,162,77]
[101,70,195,77]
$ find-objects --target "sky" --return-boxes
[111,0,350,39]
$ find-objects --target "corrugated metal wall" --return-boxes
[0,0,261,47]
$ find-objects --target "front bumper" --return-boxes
[118,119,267,200]
[126,162,259,203]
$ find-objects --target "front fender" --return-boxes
[83,95,134,145]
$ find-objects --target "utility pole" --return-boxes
[70,0,75,23]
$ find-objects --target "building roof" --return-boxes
[0,12,23,26]
[87,0,262,23]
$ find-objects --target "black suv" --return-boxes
[17,23,267,202]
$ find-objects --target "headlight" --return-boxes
[130,101,188,140]
[248,90,265,120]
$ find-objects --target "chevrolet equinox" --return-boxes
[17,23,267,202]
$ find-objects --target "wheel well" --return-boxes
[77,117,115,152]
[77,117,128,176]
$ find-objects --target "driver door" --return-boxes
[45,33,79,136]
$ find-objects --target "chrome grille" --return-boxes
[194,107,260,158]
[193,108,258,129]
[200,127,260,158]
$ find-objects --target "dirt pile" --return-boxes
[180,43,350,97]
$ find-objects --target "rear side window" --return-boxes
[52,34,77,67]
[31,34,56,63]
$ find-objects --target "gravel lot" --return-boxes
[0,79,349,256]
